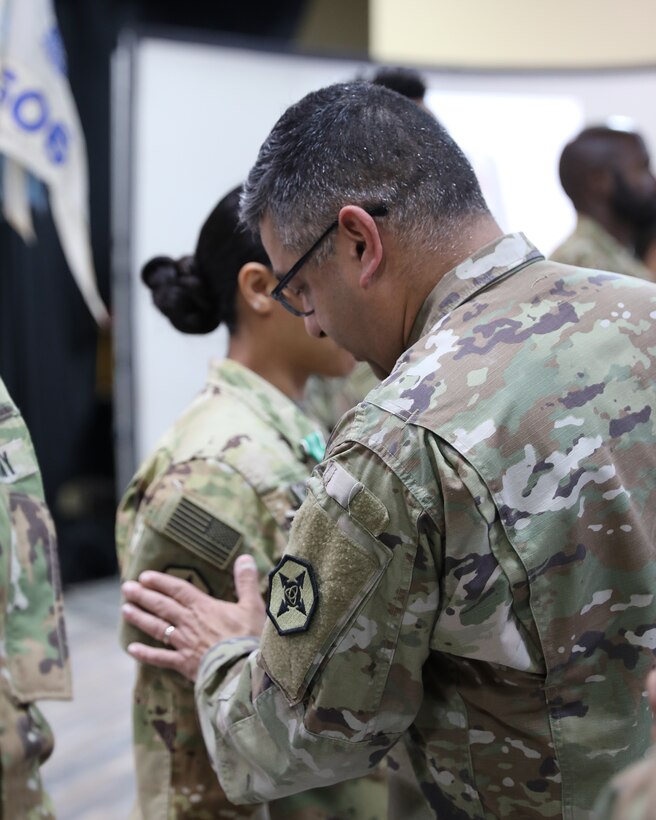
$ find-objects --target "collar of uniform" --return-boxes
[205,358,324,463]
[572,214,654,280]
[407,232,544,348]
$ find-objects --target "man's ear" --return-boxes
[337,205,384,288]
[237,262,274,315]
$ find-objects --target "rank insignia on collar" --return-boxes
[267,555,318,635]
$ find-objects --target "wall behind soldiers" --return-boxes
[369,0,656,253]
[416,69,656,254]
[370,0,656,68]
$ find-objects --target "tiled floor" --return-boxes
[40,575,137,820]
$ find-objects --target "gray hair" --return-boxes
[240,81,489,255]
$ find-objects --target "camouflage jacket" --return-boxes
[195,234,656,819]
[116,358,388,820]
[0,377,71,818]
[551,214,654,282]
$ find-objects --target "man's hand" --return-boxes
[121,554,266,681]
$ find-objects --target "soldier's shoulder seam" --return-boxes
[331,425,435,524]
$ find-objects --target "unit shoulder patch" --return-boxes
[267,555,318,635]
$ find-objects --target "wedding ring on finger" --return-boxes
[162,623,176,646]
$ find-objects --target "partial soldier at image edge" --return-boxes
[0,376,71,820]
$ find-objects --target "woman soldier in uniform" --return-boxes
[116,184,387,819]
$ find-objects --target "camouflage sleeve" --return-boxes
[115,447,170,573]
[0,395,70,703]
[118,457,290,651]
[195,440,439,804]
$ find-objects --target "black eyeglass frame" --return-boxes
[270,204,388,317]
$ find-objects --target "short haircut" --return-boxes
[371,65,427,101]
[559,126,644,210]
[240,81,489,254]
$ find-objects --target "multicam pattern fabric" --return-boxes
[303,362,380,433]
[116,358,388,819]
[196,234,656,819]
[594,745,656,820]
[0,377,71,819]
[551,214,654,281]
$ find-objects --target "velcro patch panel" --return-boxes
[323,461,389,536]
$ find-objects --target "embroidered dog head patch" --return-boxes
[267,555,318,635]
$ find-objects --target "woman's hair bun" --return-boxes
[141,184,269,335]
[140,255,221,334]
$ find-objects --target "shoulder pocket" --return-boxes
[260,465,392,706]
[145,490,243,572]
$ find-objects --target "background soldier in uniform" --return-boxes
[117,185,387,819]
[123,83,656,818]
[551,124,656,280]
[0,376,71,819]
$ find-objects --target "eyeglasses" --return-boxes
[270,204,388,317]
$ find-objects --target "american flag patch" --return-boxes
[163,496,242,570]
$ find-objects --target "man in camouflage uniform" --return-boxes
[551,124,656,281]
[118,359,387,819]
[123,83,656,818]
[0,376,71,818]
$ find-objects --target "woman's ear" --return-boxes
[237,262,274,316]
[338,206,384,288]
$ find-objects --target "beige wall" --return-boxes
[370,0,656,68]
